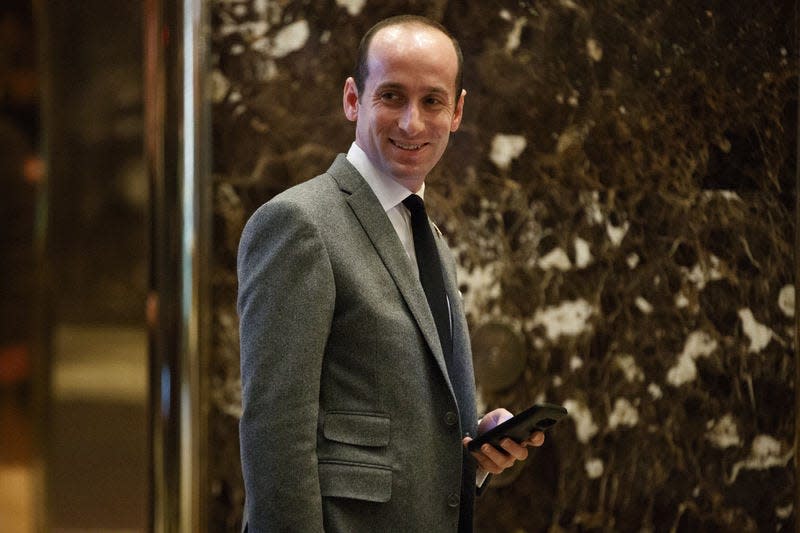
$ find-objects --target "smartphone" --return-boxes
[467,402,568,453]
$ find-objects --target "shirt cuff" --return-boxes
[476,468,490,488]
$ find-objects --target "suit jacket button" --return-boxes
[447,492,460,507]
[445,411,458,426]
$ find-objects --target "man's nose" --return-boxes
[398,103,424,135]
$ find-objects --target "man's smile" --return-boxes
[390,139,427,151]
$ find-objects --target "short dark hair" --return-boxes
[353,15,464,104]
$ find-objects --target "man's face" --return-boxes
[343,24,465,192]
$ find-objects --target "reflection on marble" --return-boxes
[209,0,797,530]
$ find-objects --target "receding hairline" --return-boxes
[354,16,464,101]
[373,22,457,56]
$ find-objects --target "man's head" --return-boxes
[343,16,466,192]
[354,16,464,102]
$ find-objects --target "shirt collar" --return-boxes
[346,142,424,212]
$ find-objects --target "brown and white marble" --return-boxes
[209,1,798,530]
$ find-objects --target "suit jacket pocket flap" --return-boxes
[319,461,392,502]
[323,412,390,447]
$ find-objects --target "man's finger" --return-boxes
[525,431,545,447]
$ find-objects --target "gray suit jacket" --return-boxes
[238,155,478,532]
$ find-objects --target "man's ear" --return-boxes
[450,89,466,132]
[343,77,359,122]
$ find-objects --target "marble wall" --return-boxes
[209,0,798,530]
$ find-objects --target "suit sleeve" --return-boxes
[237,199,335,532]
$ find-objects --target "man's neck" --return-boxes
[346,142,426,202]
[347,142,425,193]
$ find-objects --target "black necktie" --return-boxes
[404,194,474,532]
[403,194,452,360]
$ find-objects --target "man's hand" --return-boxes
[462,408,545,475]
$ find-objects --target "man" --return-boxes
[238,15,544,532]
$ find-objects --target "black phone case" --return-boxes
[467,402,568,453]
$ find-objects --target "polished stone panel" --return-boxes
[209,1,797,530]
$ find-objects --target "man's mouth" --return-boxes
[390,139,425,151]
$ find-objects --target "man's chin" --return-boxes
[387,166,427,189]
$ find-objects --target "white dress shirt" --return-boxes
[346,142,422,271]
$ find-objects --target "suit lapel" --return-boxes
[436,232,478,433]
[326,156,453,388]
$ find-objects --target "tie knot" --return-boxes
[403,194,426,216]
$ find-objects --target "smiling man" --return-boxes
[237,15,543,533]
[342,20,464,191]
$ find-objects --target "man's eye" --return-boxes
[381,92,398,101]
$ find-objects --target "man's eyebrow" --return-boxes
[425,86,450,96]
[373,82,450,96]
[373,82,405,92]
